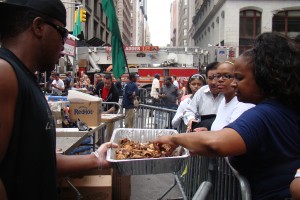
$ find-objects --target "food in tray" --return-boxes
[115,138,178,160]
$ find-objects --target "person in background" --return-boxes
[172,75,179,88]
[159,76,179,110]
[150,73,160,105]
[184,62,223,131]
[155,32,300,199]
[158,76,179,128]
[94,73,120,114]
[93,73,102,92]
[122,73,139,128]
[51,72,64,96]
[0,1,116,199]
[172,74,206,130]
[63,71,72,95]
[207,59,255,131]
[114,78,123,97]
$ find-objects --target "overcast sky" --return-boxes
[147,0,173,47]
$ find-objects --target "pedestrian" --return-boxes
[51,72,64,96]
[122,73,139,128]
[0,1,116,199]
[150,73,160,105]
[155,32,300,200]
[184,62,224,131]
[158,76,179,128]
[63,71,72,95]
[94,73,120,114]
[172,75,179,88]
[171,74,205,130]
[159,76,179,110]
[114,78,123,97]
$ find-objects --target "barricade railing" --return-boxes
[101,101,123,114]
[138,88,149,104]
[135,103,177,130]
[135,104,252,200]
[101,102,123,129]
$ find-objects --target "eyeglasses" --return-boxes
[43,19,68,42]
[213,74,234,80]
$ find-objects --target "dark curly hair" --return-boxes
[245,32,300,116]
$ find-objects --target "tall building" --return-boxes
[177,0,190,46]
[63,0,133,46]
[116,0,132,46]
[170,0,178,47]
[192,0,300,63]
[132,0,149,46]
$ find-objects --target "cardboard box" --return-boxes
[59,174,112,200]
[69,101,101,127]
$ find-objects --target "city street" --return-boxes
[131,173,183,200]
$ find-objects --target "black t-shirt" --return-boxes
[0,48,57,199]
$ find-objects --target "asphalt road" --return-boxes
[131,173,184,200]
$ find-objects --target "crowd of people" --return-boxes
[0,0,299,199]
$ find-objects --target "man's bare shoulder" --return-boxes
[0,58,18,91]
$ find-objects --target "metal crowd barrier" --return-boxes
[101,101,123,114]
[135,103,252,200]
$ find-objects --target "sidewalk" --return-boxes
[131,173,184,200]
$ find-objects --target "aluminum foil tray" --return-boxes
[107,128,189,175]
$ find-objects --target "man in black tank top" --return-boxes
[0,1,116,199]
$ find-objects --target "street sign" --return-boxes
[62,38,76,57]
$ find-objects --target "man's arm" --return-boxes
[56,142,117,176]
[0,60,18,198]
[290,170,300,200]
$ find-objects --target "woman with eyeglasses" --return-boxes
[207,59,255,131]
[155,32,300,199]
[172,74,206,130]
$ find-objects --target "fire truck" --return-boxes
[74,46,204,92]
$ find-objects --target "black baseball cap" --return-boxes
[0,0,66,26]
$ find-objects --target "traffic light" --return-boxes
[80,9,87,22]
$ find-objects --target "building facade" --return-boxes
[63,0,133,46]
[192,0,300,63]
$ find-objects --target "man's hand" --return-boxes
[92,142,118,169]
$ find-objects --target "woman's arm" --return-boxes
[155,128,246,157]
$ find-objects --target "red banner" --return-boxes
[105,46,159,53]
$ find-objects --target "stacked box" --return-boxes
[59,169,112,200]
[69,101,101,127]
[68,90,102,127]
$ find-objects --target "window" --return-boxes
[183,40,187,46]
[240,10,261,39]
[184,19,187,26]
[273,10,300,38]
[184,0,188,6]
[239,10,261,54]
[184,29,187,36]
[184,8,187,15]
